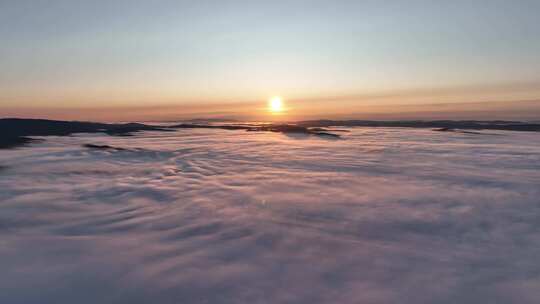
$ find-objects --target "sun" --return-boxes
[268,96,283,113]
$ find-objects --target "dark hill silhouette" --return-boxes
[3,118,540,149]
[0,118,169,149]
[297,120,540,131]
[0,136,38,149]
[169,123,341,137]
[1,118,167,137]
[83,144,128,151]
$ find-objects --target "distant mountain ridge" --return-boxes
[0,118,168,149]
[297,119,540,131]
[2,118,540,149]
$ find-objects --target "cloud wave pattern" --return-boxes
[1,128,540,303]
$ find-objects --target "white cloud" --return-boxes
[1,128,540,303]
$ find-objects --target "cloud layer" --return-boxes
[1,128,540,303]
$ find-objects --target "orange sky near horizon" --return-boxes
[2,86,540,122]
[2,1,540,122]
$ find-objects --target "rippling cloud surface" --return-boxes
[1,128,540,303]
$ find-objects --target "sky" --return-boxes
[1,0,540,121]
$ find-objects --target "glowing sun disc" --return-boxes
[269,97,283,113]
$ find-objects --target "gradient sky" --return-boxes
[1,0,540,121]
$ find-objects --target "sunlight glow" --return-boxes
[269,96,283,113]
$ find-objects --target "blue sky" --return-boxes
[1,0,539,119]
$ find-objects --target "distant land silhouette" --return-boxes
[296,119,540,131]
[83,143,128,151]
[2,118,540,149]
[0,118,169,149]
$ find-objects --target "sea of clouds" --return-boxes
[1,127,540,303]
